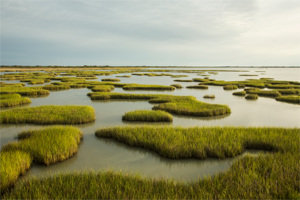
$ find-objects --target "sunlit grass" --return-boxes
[170,84,182,88]
[174,79,193,82]
[101,78,121,82]
[91,85,115,92]
[223,85,238,90]
[0,87,50,96]
[203,94,215,99]
[42,84,70,91]
[122,110,173,122]
[186,85,208,89]
[245,94,258,100]
[0,94,31,107]
[232,91,246,96]
[123,84,175,90]
[246,89,281,97]
[276,96,300,104]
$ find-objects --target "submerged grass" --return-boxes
[0,151,32,192]
[0,105,95,124]
[2,126,83,166]
[276,96,300,104]
[88,92,231,117]
[0,94,31,107]
[122,110,173,122]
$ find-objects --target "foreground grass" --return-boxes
[0,94,31,107]
[2,126,83,166]
[0,105,95,124]
[0,151,32,192]
[88,92,231,117]
[122,110,173,122]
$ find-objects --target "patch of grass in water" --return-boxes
[116,75,131,78]
[267,84,300,89]
[0,94,31,107]
[174,79,193,82]
[245,94,258,100]
[275,89,300,95]
[42,84,70,91]
[0,105,95,124]
[203,94,215,99]
[88,92,231,117]
[91,85,115,92]
[246,89,281,97]
[101,78,121,82]
[0,151,32,193]
[232,91,246,96]
[123,84,175,90]
[275,96,300,104]
[0,87,50,96]
[122,110,173,122]
[192,78,210,82]
[170,75,188,78]
[2,126,83,166]
[186,85,208,89]
[239,74,259,76]
[223,85,238,90]
[170,84,182,88]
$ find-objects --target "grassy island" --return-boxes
[123,84,175,90]
[245,94,258,100]
[88,92,231,117]
[276,96,300,104]
[186,85,209,89]
[122,110,173,122]
[0,105,95,124]
[0,94,31,107]
[232,91,246,96]
[0,87,50,96]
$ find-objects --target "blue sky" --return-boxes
[1,0,299,66]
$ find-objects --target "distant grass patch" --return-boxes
[193,78,210,82]
[116,75,131,78]
[223,85,238,90]
[123,84,175,90]
[267,84,300,89]
[170,75,188,78]
[186,85,208,89]
[122,110,173,122]
[0,105,95,124]
[170,84,182,88]
[239,74,258,76]
[203,94,215,99]
[246,89,281,97]
[276,96,300,104]
[88,92,231,117]
[275,89,300,95]
[174,79,193,82]
[2,126,83,166]
[101,78,121,82]
[232,91,246,96]
[91,85,114,92]
[42,84,70,91]
[0,87,49,96]
[0,94,31,107]
[0,151,32,192]
[245,94,258,100]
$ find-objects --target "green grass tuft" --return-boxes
[203,94,215,99]
[101,78,121,82]
[122,110,173,122]
[0,87,49,96]
[0,94,31,107]
[232,91,246,96]
[186,85,208,89]
[245,94,258,100]
[174,79,193,82]
[123,84,175,90]
[223,85,238,90]
[0,105,95,124]
[246,89,281,97]
[91,85,115,92]
[170,84,182,88]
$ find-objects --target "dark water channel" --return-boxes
[1,67,299,182]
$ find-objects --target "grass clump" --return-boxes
[122,110,173,122]
[245,94,258,100]
[0,105,95,124]
[0,87,49,96]
[123,84,175,90]
[91,85,115,92]
[267,84,300,89]
[0,94,31,107]
[186,85,208,89]
[116,75,131,78]
[42,84,70,91]
[0,151,32,192]
[192,78,210,82]
[203,94,215,99]
[170,84,182,88]
[239,74,258,76]
[246,89,281,97]
[223,85,238,90]
[2,126,83,166]
[170,75,188,78]
[174,79,193,82]
[232,91,246,96]
[276,96,300,104]
[88,92,231,117]
[275,89,300,95]
[101,78,121,82]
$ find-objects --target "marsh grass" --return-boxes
[239,74,258,76]
[186,85,208,89]
[0,83,25,87]
[170,75,188,78]
[42,84,70,91]
[88,92,231,117]
[0,87,50,96]
[275,96,300,104]
[246,89,281,97]
[223,85,238,90]
[101,78,121,82]
[0,151,32,192]
[275,89,300,95]
[0,94,31,107]
[170,84,182,88]
[116,75,131,78]
[245,94,258,100]
[232,91,246,96]
[267,84,300,89]
[92,85,115,92]
[123,84,175,90]
[2,126,83,166]
[0,105,95,124]
[192,78,210,82]
[174,79,193,82]
[203,94,215,99]
[122,110,173,122]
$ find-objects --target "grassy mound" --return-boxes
[276,96,300,104]
[0,87,50,96]
[275,89,300,95]
[123,84,175,90]
[223,85,238,90]
[91,85,115,92]
[0,105,95,124]
[0,151,32,192]
[2,126,83,166]
[42,84,70,91]
[186,85,208,89]
[101,78,121,82]
[174,79,193,82]
[203,94,215,99]
[232,91,246,96]
[246,89,281,97]
[245,94,258,100]
[88,92,231,117]
[0,94,31,107]
[116,75,131,78]
[122,110,173,122]
[170,84,182,88]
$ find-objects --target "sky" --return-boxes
[1,0,299,66]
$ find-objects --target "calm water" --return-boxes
[0,67,299,182]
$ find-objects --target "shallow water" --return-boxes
[0,67,299,182]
